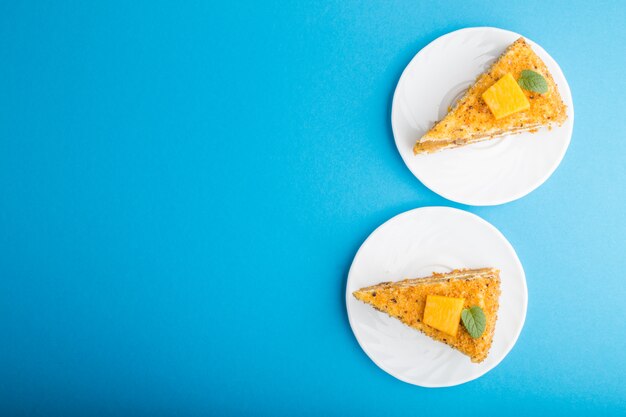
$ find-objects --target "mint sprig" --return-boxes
[518,69,548,94]
[461,306,486,338]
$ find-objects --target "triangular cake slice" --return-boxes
[413,38,567,154]
[353,268,500,362]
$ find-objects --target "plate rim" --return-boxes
[391,26,575,206]
[345,206,528,387]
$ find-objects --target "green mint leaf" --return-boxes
[517,69,548,94]
[461,306,486,338]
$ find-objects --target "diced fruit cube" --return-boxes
[423,295,465,337]
[482,73,530,119]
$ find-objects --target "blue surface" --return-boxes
[1,1,625,415]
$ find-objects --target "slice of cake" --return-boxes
[413,38,567,154]
[353,268,501,363]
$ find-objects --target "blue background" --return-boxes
[1,1,625,415]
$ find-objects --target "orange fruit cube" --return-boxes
[423,295,465,337]
[482,73,530,120]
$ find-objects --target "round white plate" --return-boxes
[346,207,527,387]
[391,27,574,206]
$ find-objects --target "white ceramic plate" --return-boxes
[346,207,527,387]
[391,27,574,206]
